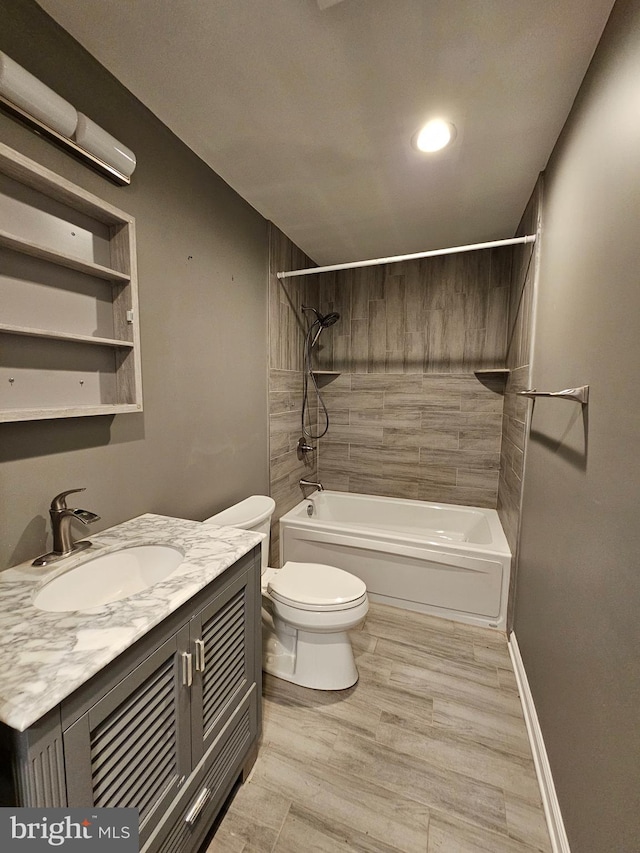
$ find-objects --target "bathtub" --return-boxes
[279,491,511,631]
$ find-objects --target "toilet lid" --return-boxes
[268,562,367,608]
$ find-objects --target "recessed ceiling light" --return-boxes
[413,119,456,153]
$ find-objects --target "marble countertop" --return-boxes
[0,514,262,732]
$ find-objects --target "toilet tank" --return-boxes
[204,495,275,573]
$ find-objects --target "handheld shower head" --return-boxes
[306,310,341,348]
[320,311,340,328]
[302,306,341,328]
[301,308,340,440]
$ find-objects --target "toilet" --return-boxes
[204,495,368,690]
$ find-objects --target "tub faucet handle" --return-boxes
[297,437,316,455]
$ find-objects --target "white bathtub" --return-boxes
[280,491,511,631]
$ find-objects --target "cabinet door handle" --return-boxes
[194,638,206,672]
[181,652,193,687]
[184,786,211,826]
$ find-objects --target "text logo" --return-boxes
[0,809,138,850]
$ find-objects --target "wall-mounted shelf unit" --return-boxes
[0,141,142,422]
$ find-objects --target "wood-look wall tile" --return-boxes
[365,265,385,300]
[384,427,459,451]
[350,272,369,320]
[320,471,350,491]
[270,369,303,394]
[332,333,352,374]
[456,469,501,490]
[353,374,423,392]
[269,392,295,415]
[380,389,430,410]
[270,429,290,459]
[327,408,350,425]
[417,465,458,486]
[324,389,384,409]
[484,285,509,364]
[418,410,463,430]
[384,351,406,374]
[419,448,501,470]
[322,423,385,445]
[349,445,420,466]
[377,461,457,485]
[351,317,369,373]
[419,484,497,508]
[460,389,504,414]
[403,262,425,333]
[384,275,405,353]
[424,309,447,373]
[404,331,425,373]
[320,441,350,462]
[458,425,503,452]
[388,408,426,428]
[464,328,487,368]
[349,475,420,500]
[271,449,314,482]
[368,300,387,374]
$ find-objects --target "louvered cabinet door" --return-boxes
[63,626,192,848]
[189,568,257,766]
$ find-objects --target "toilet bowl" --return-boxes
[204,495,368,690]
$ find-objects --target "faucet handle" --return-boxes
[50,488,86,510]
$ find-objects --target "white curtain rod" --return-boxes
[276,234,536,279]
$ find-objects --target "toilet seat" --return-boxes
[267,561,367,612]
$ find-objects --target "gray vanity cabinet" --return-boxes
[189,568,255,767]
[63,625,193,848]
[2,547,261,853]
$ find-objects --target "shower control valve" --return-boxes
[297,437,316,455]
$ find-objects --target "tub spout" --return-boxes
[299,478,324,495]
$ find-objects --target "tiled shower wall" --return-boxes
[497,179,543,624]
[314,250,513,507]
[268,224,319,564]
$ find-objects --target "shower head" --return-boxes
[320,312,340,328]
[302,306,340,348]
[302,305,340,327]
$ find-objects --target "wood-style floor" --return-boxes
[206,602,552,853]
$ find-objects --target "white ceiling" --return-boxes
[38,0,614,265]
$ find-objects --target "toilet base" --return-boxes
[262,606,361,690]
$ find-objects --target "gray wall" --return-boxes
[514,0,640,849]
[0,0,269,570]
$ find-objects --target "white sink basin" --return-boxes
[33,544,185,612]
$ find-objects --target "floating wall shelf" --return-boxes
[0,141,143,422]
[474,368,510,377]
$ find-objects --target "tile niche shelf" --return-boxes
[0,141,142,422]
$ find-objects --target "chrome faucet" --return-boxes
[299,478,324,494]
[32,489,101,566]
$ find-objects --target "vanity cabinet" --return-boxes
[0,141,143,421]
[1,547,261,853]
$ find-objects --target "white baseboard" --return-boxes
[508,632,571,853]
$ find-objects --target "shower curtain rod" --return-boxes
[276,234,536,279]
